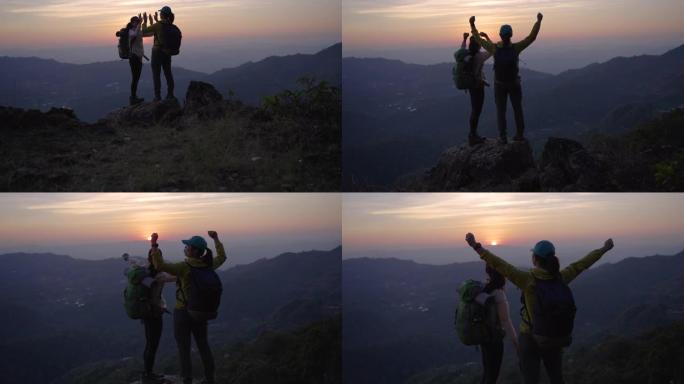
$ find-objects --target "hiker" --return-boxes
[476,264,518,383]
[122,236,177,384]
[458,31,493,146]
[469,13,543,144]
[126,15,146,105]
[142,6,182,101]
[151,231,226,384]
[465,233,614,384]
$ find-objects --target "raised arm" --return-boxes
[465,233,528,288]
[141,11,157,36]
[461,32,469,49]
[561,238,614,284]
[150,233,186,276]
[208,231,227,270]
[515,13,543,53]
[469,16,495,54]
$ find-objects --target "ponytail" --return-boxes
[534,254,560,278]
[201,248,213,268]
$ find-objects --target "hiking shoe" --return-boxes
[512,134,526,142]
[129,96,144,106]
[468,133,485,146]
[498,136,508,145]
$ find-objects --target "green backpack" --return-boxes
[452,48,476,90]
[454,279,504,345]
[123,266,154,319]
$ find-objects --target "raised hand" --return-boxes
[465,233,477,248]
[469,16,476,26]
[537,12,543,21]
[154,11,159,22]
[151,233,158,245]
[463,32,469,40]
[208,231,218,240]
[602,238,614,251]
[479,31,488,38]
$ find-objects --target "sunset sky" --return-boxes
[0,193,341,265]
[343,193,684,265]
[343,0,684,72]
[0,0,340,71]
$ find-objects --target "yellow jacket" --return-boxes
[151,239,227,310]
[477,247,607,334]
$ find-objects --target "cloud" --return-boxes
[7,0,241,18]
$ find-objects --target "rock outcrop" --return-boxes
[418,139,540,191]
[410,136,617,192]
[538,137,616,191]
[102,98,182,127]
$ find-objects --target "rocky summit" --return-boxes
[1,80,340,191]
[405,136,617,192]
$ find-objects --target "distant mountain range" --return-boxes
[0,43,341,122]
[342,250,684,384]
[0,246,341,384]
[342,44,684,188]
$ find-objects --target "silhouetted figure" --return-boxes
[465,233,615,384]
[151,231,226,384]
[142,6,182,101]
[457,32,493,146]
[470,13,543,143]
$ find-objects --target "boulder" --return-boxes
[422,139,540,191]
[538,137,616,191]
[184,81,225,119]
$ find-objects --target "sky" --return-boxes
[343,0,684,73]
[0,0,340,72]
[343,193,684,266]
[0,193,341,266]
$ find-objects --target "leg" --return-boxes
[480,340,504,384]
[469,86,485,135]
[174,309,193,384]
[151,49,162,100]
[541,347,565,384]
[494,82,508,142]
[143,316,163,373]
[161,53,175,98]
[130,55,143,98]
[510,80,525,140]
[518,333,541,384]
[191,319,215,384]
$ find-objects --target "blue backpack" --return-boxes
[493,44,519,82]
[528,277,576,348]
[185,263,223,321]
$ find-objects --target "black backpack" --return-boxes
[116,27,130,59]
[185,263,222,321]
[162,24,182,56]
[524,277,577,349]
[494,44,519,82]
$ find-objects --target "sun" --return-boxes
[146,235,152,241]
[490,241,498,246]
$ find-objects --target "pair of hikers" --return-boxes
[458,233,614,384]
[117,5,182,105]
[123,231,226,384]
[454,13,543,146]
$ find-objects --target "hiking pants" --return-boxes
[494,79,524,138]
[174,309,215,384]
[151,47,174,99]
[480,339,503,384]
[519,332,564,384]
[143,315,163,374]
[129,54,143,98]
[469,85,485,135]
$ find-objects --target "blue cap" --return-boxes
[500,24,513,37]
[531,240,555,258]
[182,235,207,251]
[159,6,172,15]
